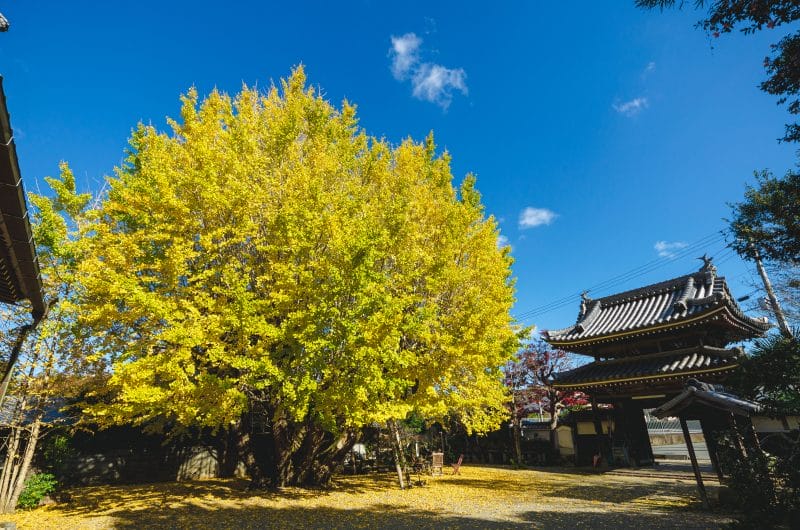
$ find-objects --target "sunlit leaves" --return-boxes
[80,67,518,437]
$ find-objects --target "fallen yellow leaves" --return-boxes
[4,466,732,529]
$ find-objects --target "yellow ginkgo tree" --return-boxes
[80,67,519,487]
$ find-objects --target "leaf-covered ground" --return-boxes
[4,465,732,529]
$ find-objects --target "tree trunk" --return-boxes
[8,419,41,511]
[271,413,306,487]
[388,419,407,489]
[290,423,325,486]
[0,417,42,513]
[306,429,359,485]
[233,417,270,488]
[512,414,523,467]
[0,426,22,512]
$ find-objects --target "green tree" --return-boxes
[727,169,800,263]
[728,332,800,412]
[79,68,518,487]
[636,0,800,142]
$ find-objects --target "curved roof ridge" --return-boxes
[544,266,770,349]
[593,272,695,307]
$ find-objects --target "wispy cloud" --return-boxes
[644,61,656,74]
[654,240,688,258]
[497,234,511,250]
[390,33,421,80]
[519,207,557,229]
[613,97,648,117]
[412,64,467,107]
[389,32,467,109]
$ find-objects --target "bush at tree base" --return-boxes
[16,474,57,510]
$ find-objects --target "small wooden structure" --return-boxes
[652,379,762,507]
[543,259,770,469]
[431,452,443,476]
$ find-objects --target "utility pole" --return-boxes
[750,244,793,338]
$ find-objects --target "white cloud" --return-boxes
[519,207,557,229]
[654,240,688,258]
[389,32,467,109]
[644,61,656,74]
[613,97,648,117]
[390,33,421,80]
[497,234,511,249]
[411,64,467,109]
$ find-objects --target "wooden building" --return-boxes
[0,75,47,408]
[543,258,770,467]
[0,76,45,319]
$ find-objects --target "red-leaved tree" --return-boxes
[505,338,587,463]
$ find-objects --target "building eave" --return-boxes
[0,76,45,318]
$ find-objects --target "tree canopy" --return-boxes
[727,169,800,262]
[728,332,800,413]
[76,68,518,485]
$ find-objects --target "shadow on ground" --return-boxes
[30,467,732,530]
[94,503,725,529]
[57,473,401,515]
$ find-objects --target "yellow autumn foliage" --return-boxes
[80,67,518,435]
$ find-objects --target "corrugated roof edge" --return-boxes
[0,75,45,318]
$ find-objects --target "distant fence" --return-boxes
[644,415,701,434]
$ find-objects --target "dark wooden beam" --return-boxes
[680,416,709,509]
[590,395,606,466]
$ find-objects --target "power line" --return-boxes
[514,231,729,322]
[586,239,731,301]
[515,232,724,320]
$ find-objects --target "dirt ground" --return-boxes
[3,465,733,529]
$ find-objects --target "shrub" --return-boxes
[41,434,77,480]
[716,430,800,528]
[17,473,57,510]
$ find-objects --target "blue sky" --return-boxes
[1,2,796,337]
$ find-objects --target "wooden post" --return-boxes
[680,417,709,509]
[590,396,606,467]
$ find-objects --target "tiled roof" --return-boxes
[552,346,742,390]
[0,396,67,425]
[0,76,44,317]
[543,263,769,350]
[651,379,761,418]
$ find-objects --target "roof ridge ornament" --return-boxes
[698,254,717,274]
[697,254,717,286]
[578,290,591,318]
[575,296,601,334]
